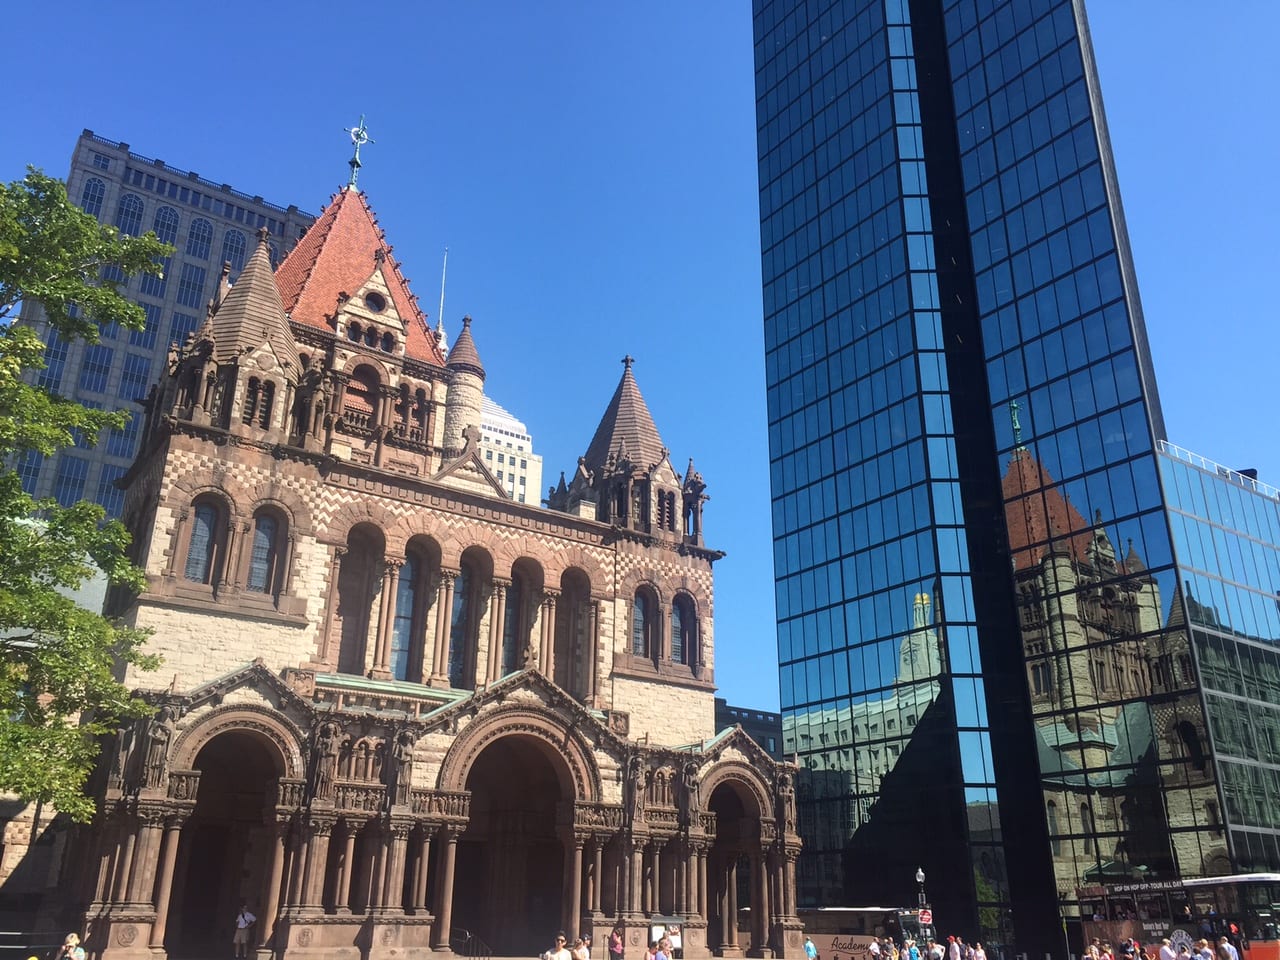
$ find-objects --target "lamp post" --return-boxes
[916,867,927,907]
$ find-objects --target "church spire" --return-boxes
[208,228,299,372]
[582,356,666,476]
[345,115,374,191]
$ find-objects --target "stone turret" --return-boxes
[442,316,485,456]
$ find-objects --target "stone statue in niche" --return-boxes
[311,720,343,802]
[387,728,416,806]
[624,753,648,829]
[678,760,701,827]
[143,705,178,789]
[775,770,797,835]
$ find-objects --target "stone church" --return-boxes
[60,184,799,960]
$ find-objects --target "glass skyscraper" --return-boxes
[754,0,1275,954]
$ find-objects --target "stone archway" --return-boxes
[165,729,287,958]
[452,733,577,955]
[704,770,771,959]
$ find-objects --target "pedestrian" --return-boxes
[973,944,987,960]
[233,901,256,960]
[543,932,573,960]
[870,938,882,960]
[805,936,818,960]
[582,934,594,960]
[609,923,626,960]
[55,935,85,960]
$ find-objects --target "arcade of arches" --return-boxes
[78,669,801,960]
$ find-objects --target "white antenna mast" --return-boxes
[435,247,449,355]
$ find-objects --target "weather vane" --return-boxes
[345,115,375,190]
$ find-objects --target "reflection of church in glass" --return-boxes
[1002,440,1226,900]
[785,594,945,904]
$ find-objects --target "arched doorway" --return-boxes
[707,780,766,957]
[165,730,284,957]
[453,735,571,955]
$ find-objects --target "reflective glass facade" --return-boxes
[1160,444,1280,870]
[754,1,1244,955]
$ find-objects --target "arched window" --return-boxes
[389,554,420,682]
[259,381,275,429]
[671,594,697,665]
[337,526,383,676]
[344,365,380,431]
[246,511,286,596]
[364,327,378,348]
[186,217,213,259]
[448,567,473,688]
[348,322,362,342]
[221,229,247,273]
[184,500,223,584]
[242,378,260,424]
[1081,802,1095,855]
[1177,720,1207,772]
[81,178,106,219]
[501,576,523,675]
[381,332,395,352]
[632,589,659,659]
[115,193,145,236]
[1047,801,1061,855]
[153,206,180,245]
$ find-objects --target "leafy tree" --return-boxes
[0,168,171,820]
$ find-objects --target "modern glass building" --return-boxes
[16,130,315,514]
[754,0,1275,954]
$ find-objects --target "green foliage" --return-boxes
[0,168,171,820]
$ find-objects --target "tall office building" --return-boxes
[16,130,314,513]
[478,395,543,504]
[754,0,1277,954]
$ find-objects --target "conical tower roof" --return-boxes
[447,316,485,379]
[275,186,445,365]
[1001,447,1093,572]
[583,356,666,475]
[210,228,299,371]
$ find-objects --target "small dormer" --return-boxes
[338,261,408,361]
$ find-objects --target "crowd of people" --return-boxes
[1086,934,1244,960]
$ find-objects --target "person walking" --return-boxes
[609,923,626,960]
[233,902,256,960]
[805,936,818,960]
[543,933,573,960]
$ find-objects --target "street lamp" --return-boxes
[916,867,927,907]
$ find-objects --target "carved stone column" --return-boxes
[379,821,410,915]
[591,838,604,914]
[217,517,241,594]
[486,579,509,682]
[256,817,288,947]
[697,845,709,919]
[584,599,601,706]
[411,829,433,914]
[126,806,166,906]
[301,816,334,912]
[371,560,404,679]
[430,572,458,688]
[540,590,560,677]
[562,834,584,938]
[149,812,188,947]
[334,823,358,913]
[319,546,348,667]
[111,821,137,904]
[432,827,458,950]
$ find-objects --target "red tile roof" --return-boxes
[275,187,445,366]
[1002,448,1093,571]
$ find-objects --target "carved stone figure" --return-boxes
[312,720,343,802]
[678,761,702,827]
[388,729,416,806]
[144,705,177,789]
[776,770,797,835]
[625,753,648,829]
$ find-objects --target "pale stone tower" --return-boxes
[441,316,484,456]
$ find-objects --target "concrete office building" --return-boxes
[15,130,315,514]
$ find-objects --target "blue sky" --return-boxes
[5,2,1277,711]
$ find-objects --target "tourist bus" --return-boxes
[1078,875,1280,960]
[798,907,935,960]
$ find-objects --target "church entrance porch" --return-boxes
[454,734,568,956]
[166,730,280,958]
